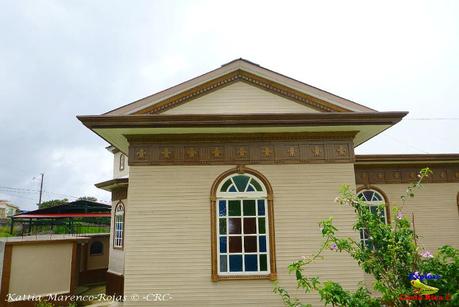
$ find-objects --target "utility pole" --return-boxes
[38,173,44,205]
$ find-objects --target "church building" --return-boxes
[78,59,459,306]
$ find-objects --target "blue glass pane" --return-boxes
[220,236,227,253]
[228,185,237,192]
[250,178,263,191]
[257,200,265,216]
[363,191,373,201]
[220,255,227,272]
[219,200,226,216]
[260,254,267,271]
[233,175,250,192]
[221,179,232,192]
[259,236,267,252]
[246,184,255,192]
[229,255,243,272]
[245,255,258,272]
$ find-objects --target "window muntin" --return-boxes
[114,202,124,248]
[217,174,270,275]
[357,189,387,248]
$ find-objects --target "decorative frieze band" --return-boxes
[355,165,459,184]
[128,137,355,166]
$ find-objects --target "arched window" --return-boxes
[211,167,276,281]
[114,201,125,249]
[90,240,104,255]
[356,188,389,248]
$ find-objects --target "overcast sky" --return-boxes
[1,0,458,211]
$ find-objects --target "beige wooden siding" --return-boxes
[360,183,459,252]
[124,164,363,306]
[161,82,319,115]
[9,243,73,296]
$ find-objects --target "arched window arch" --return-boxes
[210,166,276,281]
[90,240,104,255]
[356,187,389,248]
[113,201,125,249]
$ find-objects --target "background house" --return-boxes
[0,201,19,220]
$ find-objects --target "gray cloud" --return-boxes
[1,0,458,210]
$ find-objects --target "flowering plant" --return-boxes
[274,168,459,306]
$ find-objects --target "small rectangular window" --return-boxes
[119,154,125,171]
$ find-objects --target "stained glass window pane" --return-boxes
[363,191,373,201]
[246,185,255,192]
[260,254,267,271]
[229,236,242,253]
[220,255,227,272]
[244,236,257,252]
[219,218,226,234]
[228,200,241,216]
[258,218,266,234]
[372,192,383,201]
[245,255,258,271]
[228,218,241,234]
[221,179,232,192]
[233,175,250,192]
[243,218,256,234]
[229,255,243,272]
[228,185,237,192]
[257,200,265,216]
[250,178,263,191]
[259,236,267,252]
[219,200,226,216]
[219,236,227,253]
[243,200,256,216]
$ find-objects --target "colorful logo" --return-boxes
[409,272,440,295]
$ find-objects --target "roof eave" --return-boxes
[78,112,408,129]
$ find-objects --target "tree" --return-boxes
[38,198,68,209]
[77,196,98,202]
[274,168,459,306]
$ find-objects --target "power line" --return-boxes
[405,117,459,121]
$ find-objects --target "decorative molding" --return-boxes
[128,133,355,166]
[112,187,128,201]
[355,164,459,184]
[134,70,351,114]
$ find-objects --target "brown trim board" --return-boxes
[127,132,357,166]
[355,163,459,184]
[77,112,408,129]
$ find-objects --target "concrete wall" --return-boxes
[123,164,362,306]
[8,242,74,296]
[86,236,110,271]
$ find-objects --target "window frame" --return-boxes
[119,154,126,171]
[356,186,390,248]
[210,166,277,281]
[113,201,125,250]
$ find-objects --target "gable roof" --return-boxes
[105,58,376,115]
